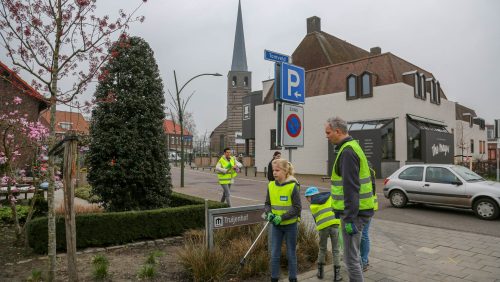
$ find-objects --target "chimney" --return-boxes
[307,16,321,34]
[370,47,381,55]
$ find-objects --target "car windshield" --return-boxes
[450,165,484,182]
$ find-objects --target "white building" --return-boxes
[254,17,487,178]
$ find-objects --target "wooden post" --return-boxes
[63,135,78,281]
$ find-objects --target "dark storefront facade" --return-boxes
[327,116,454,178]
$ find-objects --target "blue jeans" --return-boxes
[360,217,371,266]
[270,222,297,280]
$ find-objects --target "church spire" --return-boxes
[231,0,248,72]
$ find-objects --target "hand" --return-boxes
[266,213,275,222]
[272,215,282,225]
[344,222,358,235]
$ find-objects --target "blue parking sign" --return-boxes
[280,63,305,104]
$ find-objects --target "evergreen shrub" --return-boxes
[27,192,226,253]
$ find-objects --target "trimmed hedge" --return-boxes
[27,192,226,254]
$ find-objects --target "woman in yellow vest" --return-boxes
[305,186,343,281]
[264,159,301,282]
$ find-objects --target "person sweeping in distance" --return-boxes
[305,186,343,281]
[264,159,301,282]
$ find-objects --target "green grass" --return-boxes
[26,269,44,282]
[91,254,109,280]
[137,264,156,279]
[145,250,164,265]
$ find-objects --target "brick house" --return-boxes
[254,16,487,177]
[163,120,193,155]
[0,61,50,167]
[40,110,89,138]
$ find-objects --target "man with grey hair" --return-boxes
[325,117,374,282]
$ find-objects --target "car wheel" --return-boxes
[473,198,499,220]
[390,190,407,208]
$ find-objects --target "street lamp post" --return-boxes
[173,71,222,187]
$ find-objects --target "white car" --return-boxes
[383,164,500,220]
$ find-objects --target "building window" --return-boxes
[436,81,441,104]
[244,76,248,87]
[420,74,426,100]
[59,122,72,130]
[346,74,357,100]
[381,121,395,160]
[414,73,420,98]
[470,139,474,154]
[361,72,373,98]
[270,129,281,150]
[219,134,225,153]
[429,79,438,104]
[232,76,237,87]
[487,127,494,139]
[407,120,422,161]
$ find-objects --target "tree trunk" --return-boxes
[47,1,63,280]
[63,135,78,281]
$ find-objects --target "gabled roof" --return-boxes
[263,52,448,104]
[455,103,477,121]
[0,61,49,107]
[163,119,192,136]
[40,110,89,134]
[292,31,371,71]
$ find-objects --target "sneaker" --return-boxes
[362,263,370,272]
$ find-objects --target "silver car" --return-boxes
[383,164,500,220]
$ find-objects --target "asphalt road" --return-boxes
[171,167,500,237]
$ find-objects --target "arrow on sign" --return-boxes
[294,91,302,98]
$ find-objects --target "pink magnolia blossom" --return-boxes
[13,96,22,104]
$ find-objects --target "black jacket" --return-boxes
[267,160,275,181]
[334,136,374,223]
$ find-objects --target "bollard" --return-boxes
[245,166,248,176]
[264,166,267,178]
[254,166,257,177]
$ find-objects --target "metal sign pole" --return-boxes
[289,147,292,163]
[497,138,499,182]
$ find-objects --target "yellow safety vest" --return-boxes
[217,156,236,185]
[268,181,299,225]
[310,196,340,231]
[331,140,374,212]
[370,167,379,211]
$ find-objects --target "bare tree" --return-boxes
[0,1,145,280]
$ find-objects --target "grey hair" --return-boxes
[327,117,348,133]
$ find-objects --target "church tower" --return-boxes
[226,0,251,155]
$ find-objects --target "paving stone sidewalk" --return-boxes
[292,218,500,282]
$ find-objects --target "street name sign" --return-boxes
[207,205,266,249]
[264,49,290,63]
[281,103,304,147]
[280,63,305,104]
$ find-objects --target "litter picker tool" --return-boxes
[238,213,271,270]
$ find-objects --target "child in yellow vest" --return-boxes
[305,186,343,281]
[264,159,301,282]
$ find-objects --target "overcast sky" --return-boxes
[3,0,499,136]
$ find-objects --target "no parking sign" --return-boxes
[281,103,304,147]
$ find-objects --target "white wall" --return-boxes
[454,120,488,162]
[255,82,456,175]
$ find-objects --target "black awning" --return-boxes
[407,114,448,133]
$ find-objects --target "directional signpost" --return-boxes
[264,49,290,63]
[264,50,305,162]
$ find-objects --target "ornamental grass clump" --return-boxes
[137,250,164,279]
[91,254,109,280]
[179,222,319,280]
